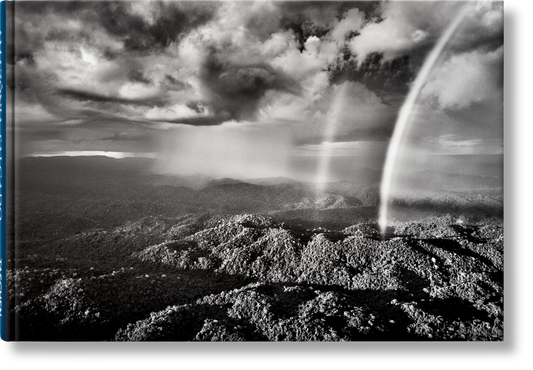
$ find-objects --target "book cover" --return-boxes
[2,0,503,341]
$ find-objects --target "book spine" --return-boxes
[0,0,6,342]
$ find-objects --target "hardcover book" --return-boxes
[1,0,503,341]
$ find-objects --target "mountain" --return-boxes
[8,212,503,341]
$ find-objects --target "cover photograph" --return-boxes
[1,0,503,341]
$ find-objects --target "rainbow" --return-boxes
[315,82,349,192]
[378,7,468,236]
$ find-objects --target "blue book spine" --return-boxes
[0,0,6,342]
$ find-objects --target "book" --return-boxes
[1,0,503,341]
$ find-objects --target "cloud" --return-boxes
[56,88,166,107]
[117,82,162,100]
[128,70,152,84]
[276,1,378,30]
[330,8,365,43]
[347,1,463,63]
[15,110,158,157]
[101,1,218,52]
[270,45,326,80]
[13,101,59,125]
[198,50,302,121]
[347,1,502,64]
[449,1,504,53]
[152,116,232,127]
[422,136,503,156]
[420,47,503,110]
[145,104,205,121]
[164,74,190,90]
[329,52,414,96]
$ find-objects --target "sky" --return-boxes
[8,0,504,184]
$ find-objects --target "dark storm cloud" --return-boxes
[5,6,64,64]
[9,51,35,66]
[56,88,166,108]
[102,48,119,61]
[277,1,379,24]
[67,110,157,130]
[17,128,65,142]
[329,52,414,96]
[165,75,190,90]
[277,1,345,15]
[151,115,232,127]
[459,30,504,54]
[18,116,158,157]
[14,1,219,53]
[99,131,150,142]
[275,1,379,51]
[280,18,330,52]
[95,1,218,52]
[43,27,94,46]
[198,52,302,121]
[6,8,39,65]
[16,1,89,15]
[8,2,103,65]
[16,106,157,152]
[128,70,152,84]
[185,101,208,114]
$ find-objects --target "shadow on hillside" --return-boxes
[9,266,254,341]
[10,258,495,341]
[116,265,494,341]
[424,238,495,269]
[402,236,496,271]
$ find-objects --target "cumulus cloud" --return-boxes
[348,1,502,64]
[347,1,454,63]
[421,47,503,110]
[330,8,365,43]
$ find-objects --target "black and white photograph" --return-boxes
[5,0,504,342]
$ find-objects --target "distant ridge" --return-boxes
[246,176,301,186]
[206,178,248,187]
[19,155,502,199]
[403,169,503,191]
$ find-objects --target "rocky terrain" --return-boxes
[5,157,503,341]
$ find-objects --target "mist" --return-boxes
[155,122,292,180]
